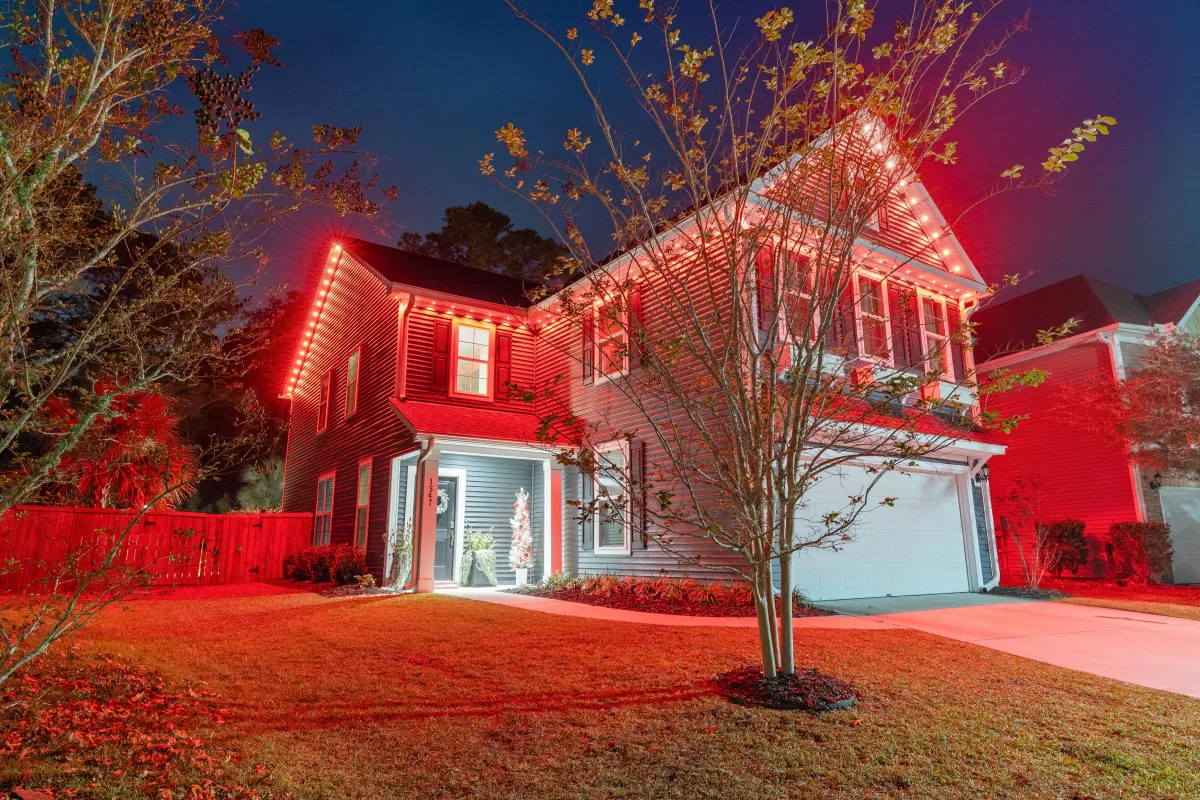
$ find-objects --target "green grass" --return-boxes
[18,585,1200,799]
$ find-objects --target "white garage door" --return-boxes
[793,466,971,601]
[1160,487,1200,585]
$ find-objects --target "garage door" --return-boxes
[793,467,971,601]
[1160,487,1200,584]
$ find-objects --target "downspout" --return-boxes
[401,436,436,592]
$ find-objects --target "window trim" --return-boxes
[314,471,335,547]
[917,293,954,381]
[316,370,332,433]
[594,300,629,384]
[448,318,496,401]
[344,345,362,418]
[853,273,893,365]
[354,458,371,550]
[593,439,631,554]
[779,246,817,344]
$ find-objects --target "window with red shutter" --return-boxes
[495,330,513,397]
[581,315,594,385]
[755,246,776,332]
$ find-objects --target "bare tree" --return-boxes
[0,1,391,516]
[492,1,1113,676]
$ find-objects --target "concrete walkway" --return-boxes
[444,587,1200,699]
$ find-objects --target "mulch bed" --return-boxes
[986,586,1072,601]
[505,587,837,618]
[712,664,856,712]
[317,584,405,598]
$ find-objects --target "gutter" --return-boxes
[401,436,436,592]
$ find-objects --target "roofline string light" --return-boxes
[284,243,344,399]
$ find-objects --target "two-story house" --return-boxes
[281,155,1006,601]
[974,275,1200,584]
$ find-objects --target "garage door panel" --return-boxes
[794,467,971,601]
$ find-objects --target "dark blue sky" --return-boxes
[228,1,1200,296]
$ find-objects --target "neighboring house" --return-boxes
[281,155,1005,602]
[973,275,1200,583]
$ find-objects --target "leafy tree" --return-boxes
[0,1,388,685]
[236,456,285,511]
[398,201,565,281]
[1068,331,1200,478]
[40,388,198,511]
[493,1,1113,677]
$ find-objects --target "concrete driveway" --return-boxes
[820,594,1200,699]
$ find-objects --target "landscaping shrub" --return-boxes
[531,572,811,610]
[1039,518,1090,577]
[283,544,368,585]
[1105,521,1174,583]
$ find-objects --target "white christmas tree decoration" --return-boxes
[508,487,534,571]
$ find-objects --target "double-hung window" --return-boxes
[314,473,334,546]
[451,320,493,399]
[594,441,630,552]
[316,371,332,432]
[781,250,814,341]
[354,460,370,549]
[596,301,627,380]
[345,348,360,417]
[857,276,890,360]
[921,297,948,376]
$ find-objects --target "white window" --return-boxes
[781,250,814,341]
[857,276,890,361]
[921,296,949,376]
[355,460,371,549]
[316,371,331,432]
[451,320,493,399]
[594,441,630,552]
[596,301,627,380]
[345,348,360,416]
[314,473,334,546]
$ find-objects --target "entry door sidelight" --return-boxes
[433,478,457,581]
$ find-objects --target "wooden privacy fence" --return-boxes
[0,506,313,593]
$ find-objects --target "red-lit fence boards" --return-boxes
[0,506,312,592]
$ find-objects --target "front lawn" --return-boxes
[1042,578,1200,621]
[16,585,1200,799]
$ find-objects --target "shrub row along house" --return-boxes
[280,161,1007,601]
[975,275,1200,584]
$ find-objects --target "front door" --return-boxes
[433,477,457,581]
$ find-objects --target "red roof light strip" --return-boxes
[284,243,343,399]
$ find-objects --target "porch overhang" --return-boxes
[389,397,570,448]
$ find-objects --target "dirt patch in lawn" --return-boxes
[506,586,836,618]
[713,664,856,712]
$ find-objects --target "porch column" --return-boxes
[548,462,563,576]
[413,448,441,593]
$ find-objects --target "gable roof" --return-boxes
[342,238,536,309]
[973,274,1200,359]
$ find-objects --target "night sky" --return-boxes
[226,0,1200,297]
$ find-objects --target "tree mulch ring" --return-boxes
[317,583,405,598]
[986,586,1071,601]
[712,664,856,712]
[505,587,836,618]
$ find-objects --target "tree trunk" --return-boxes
[764,560,780,667]
[752,567,777,677]
[779,551,795,674]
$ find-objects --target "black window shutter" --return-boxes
[495,330,513,397]
[947,304,966,381]
[432,320,451,391]
[824,281,858,355]
[631,439,647,548]
[887,285,921,371]
[581,315,594,385]
[755,246,775,332]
